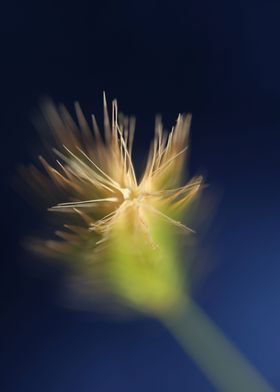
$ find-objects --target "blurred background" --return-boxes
[1,0,280,390]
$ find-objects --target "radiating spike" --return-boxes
[74,101,94,149]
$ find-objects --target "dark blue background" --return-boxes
[1,0,280,391]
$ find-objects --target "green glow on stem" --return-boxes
[108,206,186,315]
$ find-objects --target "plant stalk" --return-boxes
[162,299,275,392]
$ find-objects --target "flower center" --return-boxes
[122,188,131,200]
[120,187,142,202]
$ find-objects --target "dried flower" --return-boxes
[23,94,202,316]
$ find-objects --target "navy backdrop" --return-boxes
[1,0,280,391]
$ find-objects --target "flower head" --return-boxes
[23,94,203,316]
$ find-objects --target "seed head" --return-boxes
[23,94,203,316]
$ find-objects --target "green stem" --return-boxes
[162,300,275,392]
